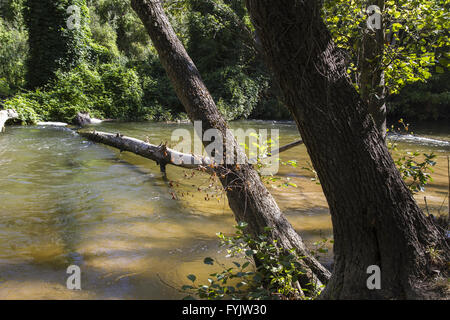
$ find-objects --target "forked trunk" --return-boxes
[246,0,447,299]
[131,0,331,292]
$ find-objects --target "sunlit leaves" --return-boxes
[322,0,449,95]
[182,225,325,300]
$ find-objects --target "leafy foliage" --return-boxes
[0,1,27,97]
[322,0,449,95]
[2,93,40,124]
[182,223,323,300]
[23,0,95,88]
[388,119,437,193]
[3,63,146,123]
[2,0,448,123]
[394,151,437,193]
[185,0,269,120]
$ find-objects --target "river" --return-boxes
[0,121,448,299]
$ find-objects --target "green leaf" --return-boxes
[204,257,214,265]
[236,222,248,230]
[436,66,444,73]
[187,274,196,282]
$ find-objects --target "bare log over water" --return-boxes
[0,109,18,133]
[79,130,303,173]
[79,130,214,173]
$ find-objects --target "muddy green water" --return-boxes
[0,121,448,299]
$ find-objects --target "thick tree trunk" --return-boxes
[246,0,447,299]
[0,109,18,132]
[131,0,330,292]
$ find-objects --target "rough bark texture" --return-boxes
[246,0,447,299]
[0,109,18,133]
[131,0,331,291]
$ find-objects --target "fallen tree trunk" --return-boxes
[79,130,214,173]
[0,109,18,132]
[79,130,303,173]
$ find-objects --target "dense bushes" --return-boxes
[0,14,27,97]
[3,63,147,124]
[2,94,41,124]
[185,0,268,120]
[205,66,266,120]
[24,0,94,89]
[1,0,447,124]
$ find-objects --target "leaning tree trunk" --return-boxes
[246,0,448,299]
[130,0,331,292]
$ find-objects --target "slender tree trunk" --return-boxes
[358,1,387,140]
[246,0,448,299]
[131,0,331,292]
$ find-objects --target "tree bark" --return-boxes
[0,109,18,132]
[246,0,448,299]
[131,0,330,292]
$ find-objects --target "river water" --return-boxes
[0,121,448,299]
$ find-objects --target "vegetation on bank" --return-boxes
[0,0,448,125]
[182,223,329,300]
